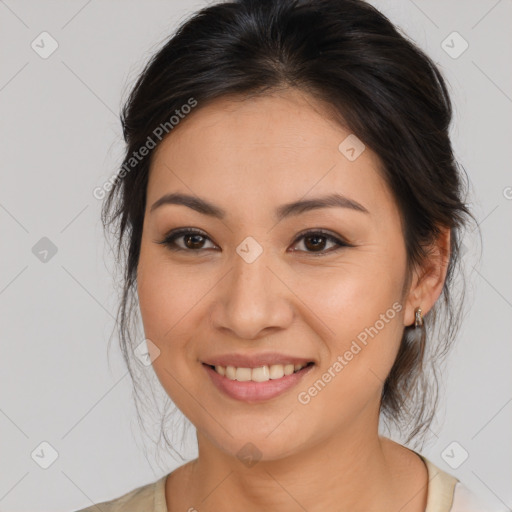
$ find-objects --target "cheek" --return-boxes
[291,282,405,439]
[303,254,405,343]
[294,250,406,396]
[137,242,201,340]
[136,249,205,417]
[136,248,199,390]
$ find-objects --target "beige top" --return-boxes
[73,455,490,512]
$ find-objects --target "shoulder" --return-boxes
[451,481,504,512]
[71,475,168,512]
[418,454,500,512]
[418,455,459,512]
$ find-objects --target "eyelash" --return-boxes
[156,228,351,256]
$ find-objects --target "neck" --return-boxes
[167,414,428,512]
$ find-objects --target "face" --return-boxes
[136,88,414,462]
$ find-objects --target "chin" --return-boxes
[200,421,313,465]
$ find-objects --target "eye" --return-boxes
[156,228,216,252]
[290,229,350,255]
[156,228,351,255]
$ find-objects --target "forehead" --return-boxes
[146,89,397,223]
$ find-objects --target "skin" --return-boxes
[136,88,451,512]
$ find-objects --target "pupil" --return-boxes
[306,235,326,251]
[186,234,204,249]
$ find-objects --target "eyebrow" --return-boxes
[150,192,369,220]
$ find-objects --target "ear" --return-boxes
[403,226,451,327]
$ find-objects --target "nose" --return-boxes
[209,248,294,341]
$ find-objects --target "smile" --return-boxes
[208,362,313,382]
[202,362,315,402]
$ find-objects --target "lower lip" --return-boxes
[202,363,314,403]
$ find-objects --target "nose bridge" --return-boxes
[211,237,292,339]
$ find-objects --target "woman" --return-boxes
[75,0,492,510]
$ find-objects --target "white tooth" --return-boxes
[284,364,295,375]
[251,366,270,382]
[269,364,285,379]
[216,363,305,381]
[235,367,252,381]
[226,365,237,380]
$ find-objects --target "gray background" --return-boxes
[0,1,511,511]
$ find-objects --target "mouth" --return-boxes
[203,361,315,382]
[202,361,315,403]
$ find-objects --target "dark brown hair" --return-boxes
[102,0,478,453]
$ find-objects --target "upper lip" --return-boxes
[202,352,315,368]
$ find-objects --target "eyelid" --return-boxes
[291,228,351,246]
